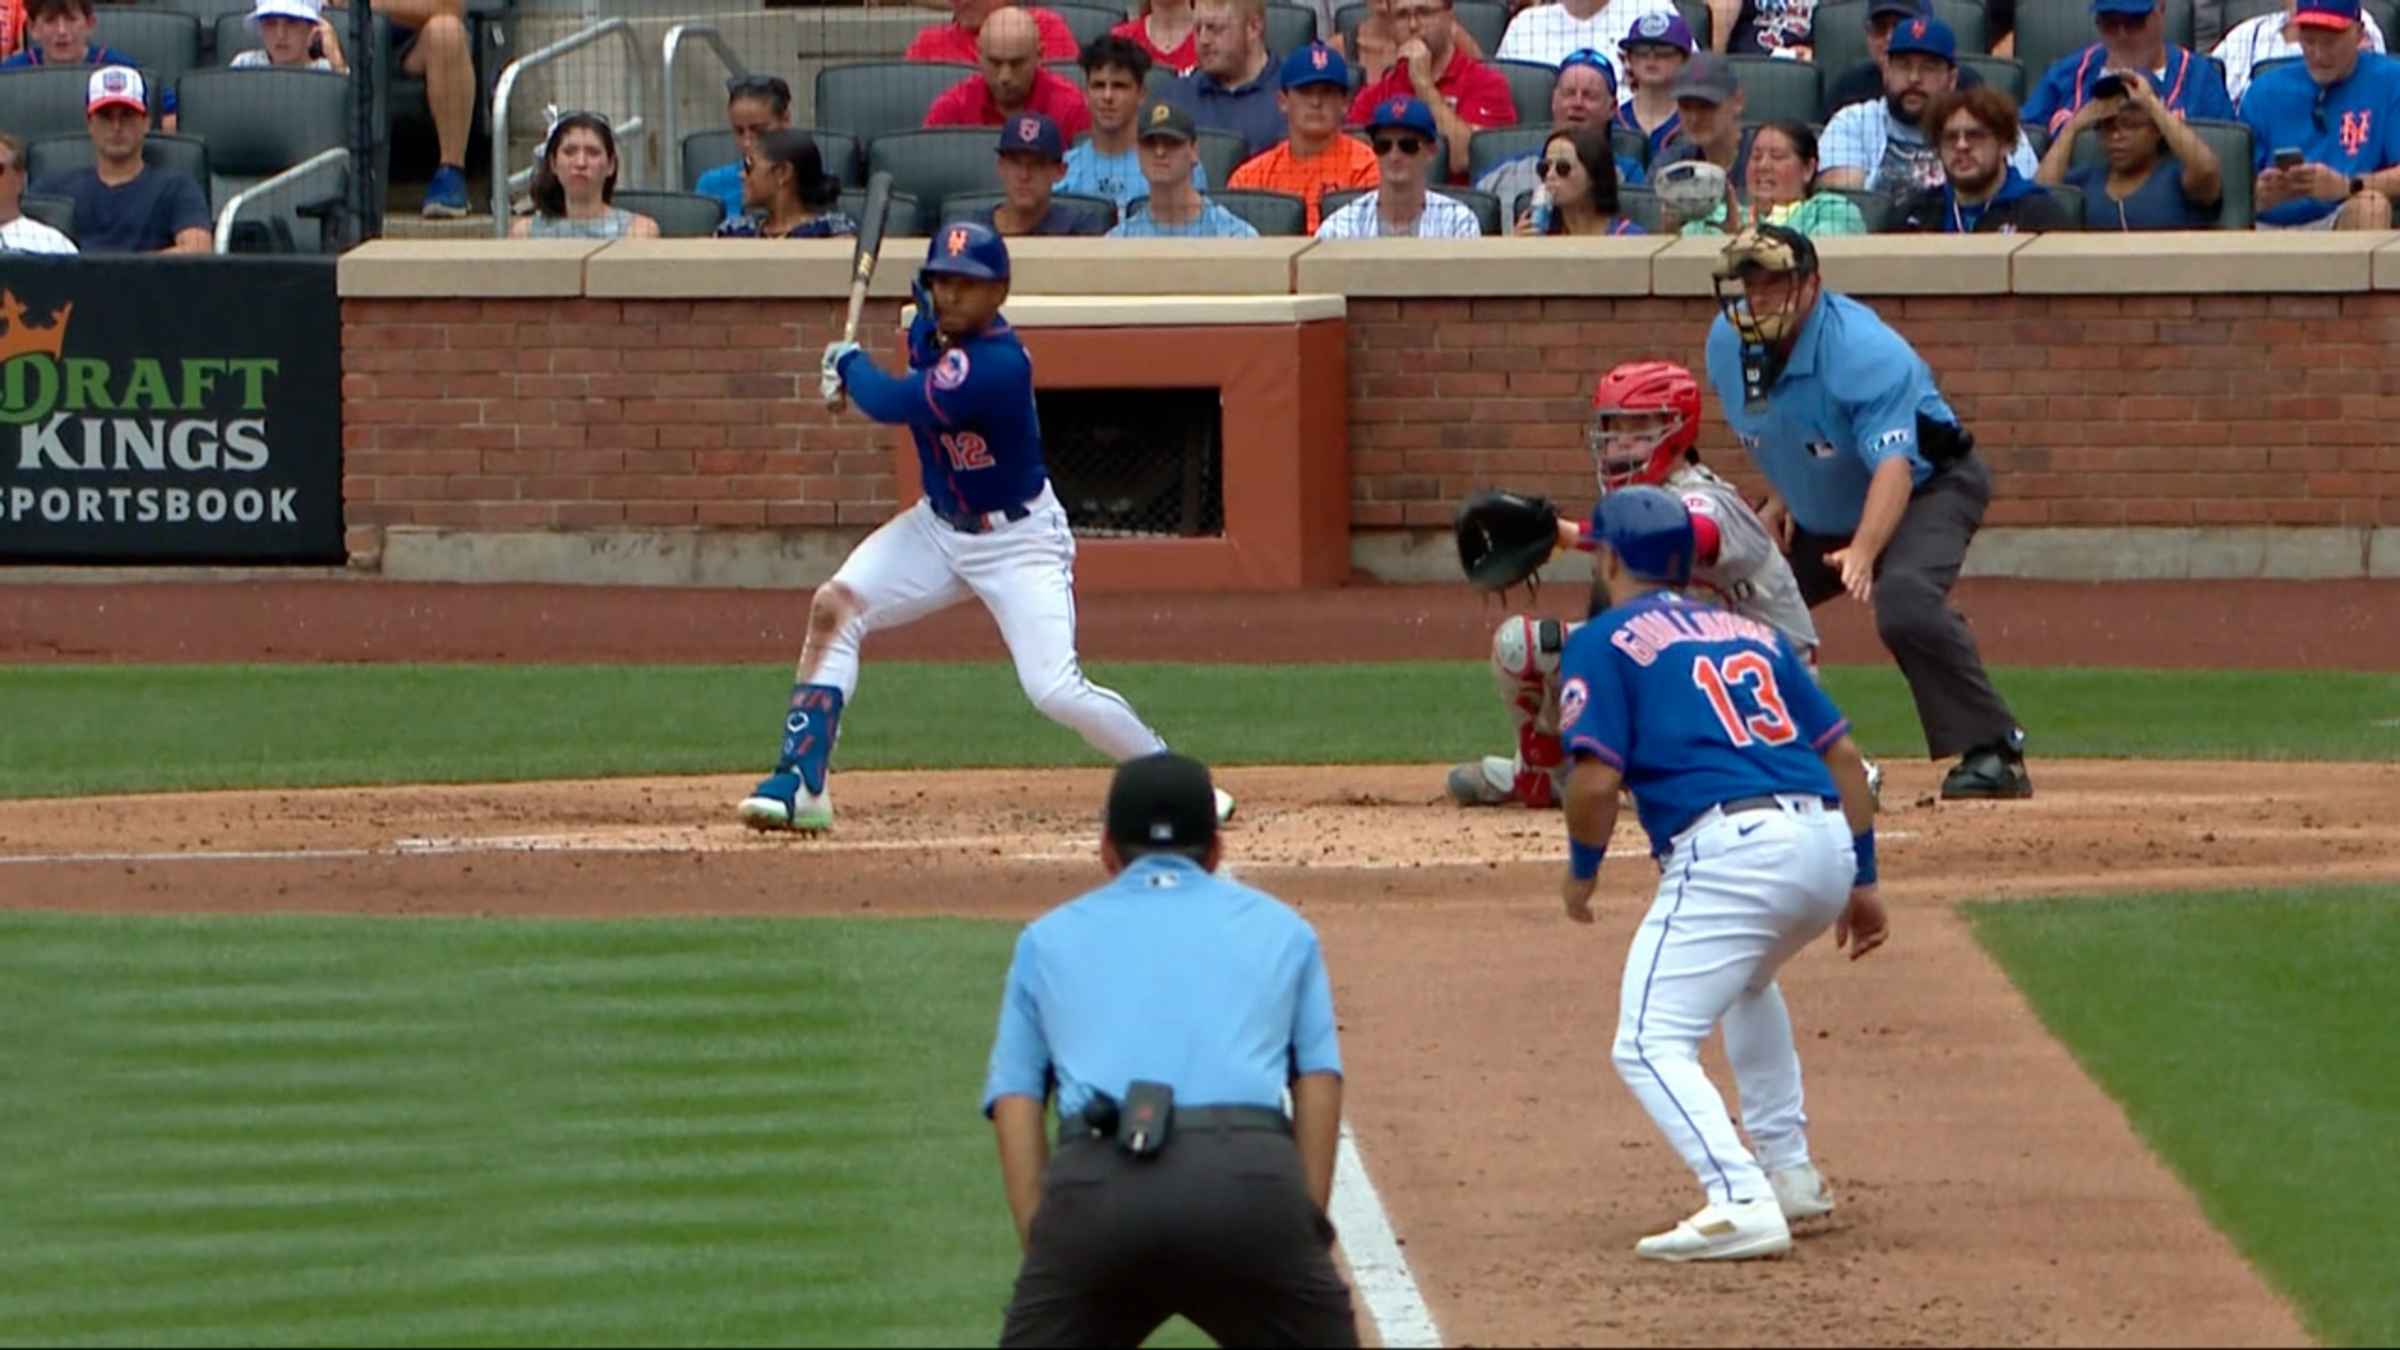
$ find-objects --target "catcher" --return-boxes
[1450,359,1881,808]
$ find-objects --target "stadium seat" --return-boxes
[2058,115,2251,228]
[681,128,864,191]
[939,189,1118,231]
[1958,54,2026,103]
[1492,59,1557,125]
[1674,0,1713,47]
[161,0,259,61]
[2014,0,2192,93]
[1046,60,1088,92]
[2045,180,2084,226]
[1145,64,1180,99]
[1334,3,1369,57]
[1468,123,1551,184]
[1812,0,1990,91]
[18,192,77,241]
[1195,128,1248,188]
[1455,0,1509,52]
[1209,187,1309,234]
[26,132,212,211]
[840,184,927,235]
[1617,182,1664,232]
[0,65,158,140]
[1727,55,1822,126]
[1265,2,1320,54]
[1612,120,1650,167]
[1047,1,1127,50]
[867,127,1007,213]
[816,61,979,144]
[1822,185,1895,231]
[93,7,203,89]
[176,68,349,203]
[612,188,726,237]
[1320,185,1504,233]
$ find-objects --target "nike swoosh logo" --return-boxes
[1738,821,1764,837]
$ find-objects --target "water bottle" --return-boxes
[1530,183,1554,236]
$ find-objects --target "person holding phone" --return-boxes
[2241,0,2400,229]
[2020,0,2235,141]
[2035,68,2224,227]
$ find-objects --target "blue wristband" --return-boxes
[1853,829,1877,887]
[1569,838,1605,880]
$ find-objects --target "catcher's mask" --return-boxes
[1712,224,1819,409]
[1588,360,1701,495]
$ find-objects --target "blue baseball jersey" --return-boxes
[1558,590,1847,856]
[2240,51,2400,226]
[2022,44,2234,140]
[1704,292,1953,537]
[835,308,1049,519]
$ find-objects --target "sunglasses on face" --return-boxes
[1537,156,1577,177]
[1372,134,1427,155]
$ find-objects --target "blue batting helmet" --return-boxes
[921,221,1010,283]
[1589,485,1695,585]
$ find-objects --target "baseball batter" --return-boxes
[740,223,1231,832]
[1557,486,1888,1262]
[1448,361,1887,810]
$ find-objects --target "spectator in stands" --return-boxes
[0,129,76,253]
[1480,48,1646,223]
[1117,0,1199,74]
[1820,16,2038,196]
[2022,0,2235,141]
[1171,0,1287,161]
[697,75,792,225]
[1064,37,1210,207]
[716,129,857,238]
[1616,11,1696,162]
[231,0,345,72]
[982,111,1107,234]
[1110,100,1263,234]
[1679,120,1870,234]
[30,70,207,252]
[1708,0,1817,57]
[1349,0,1517,181]
[1,0,20,61]
[325,0,474,218]
[1822,0,1986,116]
[3,0,177,124]
[1652,51,1751,182]
[1893,85,2075,229]
[508,111,659,240]
[1315,95,1484,234]
[927,6,1093,137]
[2035,71,2222,226]
[1228,42,1380,230]
[1496,0,1679,67]
[907,0,1080,64]
[2243,0,2400,229]
[1352,0,1487,84]
[1512,124,1646,231]
[2216,0,2387,103]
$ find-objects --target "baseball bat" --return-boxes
[829,170,895,412]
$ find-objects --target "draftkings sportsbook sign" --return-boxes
[0,257,342,563]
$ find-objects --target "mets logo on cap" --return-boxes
[1637,12,1668,36]
[1384,97,1407,118]
[1908,18,1926,37]
[946,227,970,255]
[1311,44,1329,68]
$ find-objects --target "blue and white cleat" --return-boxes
[739,771,833,833]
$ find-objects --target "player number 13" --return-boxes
[1691,652,1797,747]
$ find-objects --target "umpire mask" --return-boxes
[1712,225,1818,411]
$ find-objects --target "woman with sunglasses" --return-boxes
[697,74,794,225]
[512,112,659,239]
[1676,120,1866,236]
[718,129,860,238]
[1515,125,1646,234]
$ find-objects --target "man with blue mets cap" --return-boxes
[1227,42,1383,231]
[1313,95,1486,235]
[1554,484,1888,1262]
[2241,0,2400,228]
[2021,0,2235,139]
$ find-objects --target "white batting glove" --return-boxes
[820,340,861,405]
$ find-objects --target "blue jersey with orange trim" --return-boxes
[1558,590,1847,856]
[1616,101,1681,163]
[2021,43,2234,139]
[2240,51,2400,226]
[835,308,1049,518]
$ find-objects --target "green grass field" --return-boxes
[0,662,2392,797]
[1967,886,2400,1348]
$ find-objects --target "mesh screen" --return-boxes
[1037,386,1224,539]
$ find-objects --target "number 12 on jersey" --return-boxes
[941,432,993,471]
[1692,652,1796,747]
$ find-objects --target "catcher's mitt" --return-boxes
[1455,490,1561,595]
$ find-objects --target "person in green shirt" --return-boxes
[1678,120,1869,237]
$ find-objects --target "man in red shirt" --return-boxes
[906,0,1079,64]
[924,5,1093,138]
[1347,0,1517,181]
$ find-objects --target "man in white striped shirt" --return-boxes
[1497,0,1682,79]
[0,130,76,254]
[2214,0,2386,103]
[1315,96,1486,235]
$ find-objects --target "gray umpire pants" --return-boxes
[1786,453,2019,760]
[998,1125,1359,1348]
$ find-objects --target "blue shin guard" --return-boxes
[777,683,844,794]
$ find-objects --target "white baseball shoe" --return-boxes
[1767,1163,1835,1222]
[1634,1197,1792,1262]
[1214,787,1237,825]
[739,771,833,833]
[1444,755,1516,806]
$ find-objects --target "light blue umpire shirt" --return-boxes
[981,853,1343,1122]
[1703,291,1953,538]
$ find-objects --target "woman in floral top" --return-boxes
[716,129,859,239]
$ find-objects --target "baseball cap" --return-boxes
[1134,99,1197,142]
[2089,0,2158,13]
[1364,94,1439,138]
[248,0,321,26]
[1885,14,1958,62]
[1670,51,1739,103]
[86,65,146,115]
[1279,41,1351,91]
[2295,0,2362,28]
[1867,0,1928,21]
[1619,8,1697,52]
[1558,47,1620,94]
[996,111,1064,159]
[1104,752,1219,853]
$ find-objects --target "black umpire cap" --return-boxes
[1106,752,1218,851]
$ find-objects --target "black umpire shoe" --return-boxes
[1941,745,2033,800]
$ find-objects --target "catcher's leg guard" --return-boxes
[1456,616,1573,808]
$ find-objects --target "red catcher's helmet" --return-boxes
[1588,360,1701,494]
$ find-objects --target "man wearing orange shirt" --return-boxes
[907,0,1080,64]
[1229,42,1381,229]
[1347,0,1517,181]
[925,6,1094,137]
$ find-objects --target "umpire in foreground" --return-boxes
[981,753,1358,1347]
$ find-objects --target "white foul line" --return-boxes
[1333,1122,1442,1349]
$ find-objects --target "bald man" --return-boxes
[907,0,1082,64]
[926,5,1094,137]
